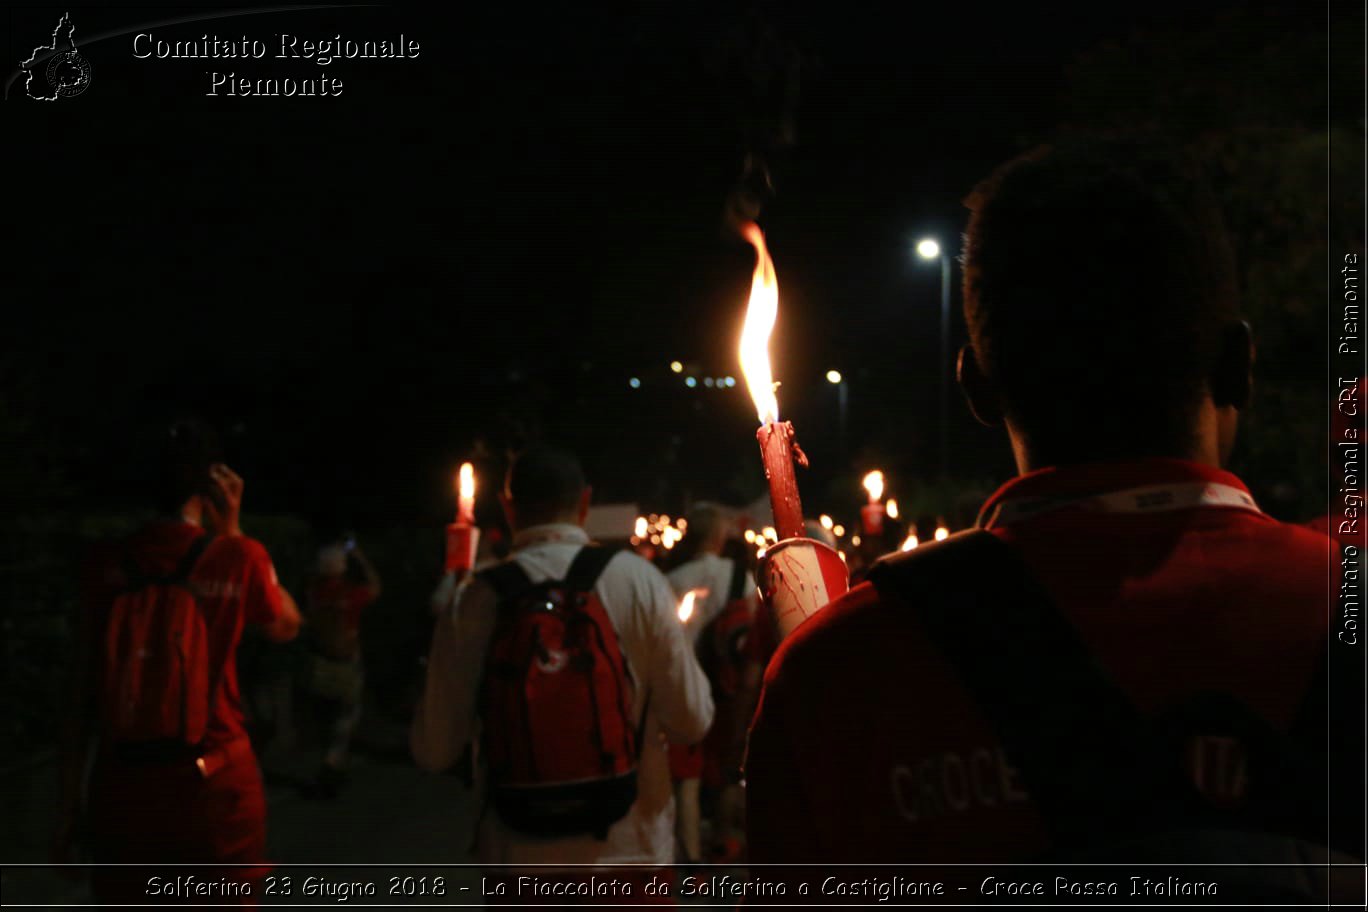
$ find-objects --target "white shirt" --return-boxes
[666,553,757,646]
[411,523,714,865]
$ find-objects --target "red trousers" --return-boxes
[87,743,269,906]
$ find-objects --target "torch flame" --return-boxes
[458,463,475,501]
[737,222,780,425]
[677,587,708,623]
[862,470,885,503]
[886,499,899,520]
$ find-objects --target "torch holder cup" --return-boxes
[860,502,886,536]
[444,523,480,575]
[758,537,851,641]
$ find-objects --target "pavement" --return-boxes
[0,706,481,908]
[1,705,738,908]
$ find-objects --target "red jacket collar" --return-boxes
[978,458,1254,526]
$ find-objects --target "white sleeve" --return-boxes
[409,579,497,772]
[639,563,714,745]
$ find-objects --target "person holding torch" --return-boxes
[744,137,1354,899]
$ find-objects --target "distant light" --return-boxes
[660,515,671,526]
[832,524,845,538]
[670,360,684,373]
[744,529,756,543]
[917,238,941,260]
[886,499,899,520]
[704,377,715,388]
[819,514,834,530]
[634,516,649,538]
[629,377,641,389]
[724,376,736,387]
[678,588,707,622]
[901,534,920,552]
[685,377,697,388]
[762,526,777,542]
[851,534,862,546]
[862,470,885,504]
[826,370,843,385]
[838,550,847,564]
[935,526,950,541]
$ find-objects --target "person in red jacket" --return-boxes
[746,137,1359,894]
[56,419,302,905]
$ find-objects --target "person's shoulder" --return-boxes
[765,582,885,686]
[1222,511,1335,569]
[604,547,664,582]
[206,534,274,572]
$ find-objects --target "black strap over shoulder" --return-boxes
[726,554,748,602]
[476,545,616,605]
[122,532,215,590]
[563,544,617,594]
[477,560,534,603]
[172,533,215,583]
[866,530,1198,846]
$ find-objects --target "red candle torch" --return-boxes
[860,470,886,536]
[738,222,808,541]
[445,462,480,575]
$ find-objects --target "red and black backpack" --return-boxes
[477,545,640,838]
[700,556,753,698]
[99,534,216,745]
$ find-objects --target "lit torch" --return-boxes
[445,462,480,576]
[457,463,476,525]
[677,587,708,624]
[739,222,808,542]
[861,470,886,536]
[737,221,848,639]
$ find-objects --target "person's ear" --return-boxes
[957,344,1003,426]
[499,493,518,532]
[577,486,593,526]
[1210,320,1254,410]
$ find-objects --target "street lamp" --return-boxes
[917,237,951,478]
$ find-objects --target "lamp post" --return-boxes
[826,369,848,464]
[917,238,950,478]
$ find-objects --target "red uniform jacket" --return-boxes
[746,459,1333,864]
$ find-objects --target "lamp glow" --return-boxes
[917,238,941,260]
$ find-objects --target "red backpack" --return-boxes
[477,545,639,838]
[99,534,216,745]
[700,557,753,698]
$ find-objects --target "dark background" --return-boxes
[2,1,1363,755]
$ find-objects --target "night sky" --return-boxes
[4,0,1331,530]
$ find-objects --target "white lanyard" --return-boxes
[979,481,1262,530]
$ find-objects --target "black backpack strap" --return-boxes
[726,555,748,602]
[120,532,214,590]
[563,544,617,594]
[867,530,1196,846]
[478,559,535,604]
[171,533,215,584]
